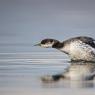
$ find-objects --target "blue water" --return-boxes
[0,52,95,95]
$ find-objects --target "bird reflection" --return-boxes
[41,61,95,88]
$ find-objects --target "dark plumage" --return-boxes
[52,41,64,48]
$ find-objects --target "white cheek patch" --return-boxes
[41,44,53,48]
[41,42,55,48]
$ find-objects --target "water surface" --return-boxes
[0,52,95,95]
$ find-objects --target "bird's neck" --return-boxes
[52,41,64,49]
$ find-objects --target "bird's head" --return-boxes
[34,39,59,48]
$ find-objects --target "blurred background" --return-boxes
[0,0,95,53]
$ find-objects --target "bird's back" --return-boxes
[61,36,95,61]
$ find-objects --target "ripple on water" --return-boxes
[0,52,95,95]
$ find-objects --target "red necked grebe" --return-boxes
[35,36,95,62]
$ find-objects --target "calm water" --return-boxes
[1,0,95,94]
[0,52,95,95]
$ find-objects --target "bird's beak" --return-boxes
[34,43,41,46]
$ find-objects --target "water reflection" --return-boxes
[41,61,95,88]
[0,53,95,95]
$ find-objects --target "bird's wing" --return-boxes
[78,36,95,48]
[64,36,95,48]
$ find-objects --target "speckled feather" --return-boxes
[60,37,95,61]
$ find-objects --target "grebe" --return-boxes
[35,36,95,62]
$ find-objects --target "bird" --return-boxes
[34,36,95,62]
